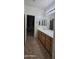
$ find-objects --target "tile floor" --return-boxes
[24,34,52,59]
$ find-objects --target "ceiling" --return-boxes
[24,0,54,10]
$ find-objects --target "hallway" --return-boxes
[24,35,51,59]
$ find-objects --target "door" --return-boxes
[27,15,35,36]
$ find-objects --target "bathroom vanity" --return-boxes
[37,27,54,56]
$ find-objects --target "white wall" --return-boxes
[24,5,44,41]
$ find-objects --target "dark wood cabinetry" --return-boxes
[41,32,46,47]
[46,36,53,55]
[38,30,53,56]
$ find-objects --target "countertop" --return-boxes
[37,26,54,38]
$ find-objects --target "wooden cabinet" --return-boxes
[38,30,53,56]
[41,32,46,47]
[38,31,42,41]
[38,31,45,46]
[46,36,51,51]
[46,36,53,55]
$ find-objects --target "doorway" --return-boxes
[27,15,35,37]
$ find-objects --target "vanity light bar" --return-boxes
[48,8,55,13]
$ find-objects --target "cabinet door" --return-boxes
[38,31,41,41]
[49,38,53,55]
[46,35,53,55]
[40,32,42,42]
[42,33,46,47]
[38,31,40,40]
[40,32,43,44]
[46,36,51,51]
[38,31,41,40]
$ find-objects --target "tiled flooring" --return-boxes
[24,34,52,59]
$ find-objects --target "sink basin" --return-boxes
[42,27,48,30]
[43,28,48,30]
